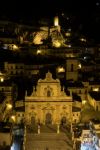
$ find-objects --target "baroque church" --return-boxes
[24,71,73,126]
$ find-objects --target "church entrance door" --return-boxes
[31,116,36,125]
[45,113,52,124]
[61,116,66,126]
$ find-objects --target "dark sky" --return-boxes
[0,0,100,43]
[0,0,99,19]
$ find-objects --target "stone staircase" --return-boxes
[25,125,73,150]
[40,124,57,133]
[27,124,57,133]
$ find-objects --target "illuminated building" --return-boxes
[24,71,72,125]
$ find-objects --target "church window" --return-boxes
[71,64,73,72]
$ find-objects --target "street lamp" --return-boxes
[37,49,42,55]
[11,115,16,123]
[6,103,12,110]
[0,77,4,82]
[0,72,4,82]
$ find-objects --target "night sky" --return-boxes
[0,0,99,19]
[0,0,100,43]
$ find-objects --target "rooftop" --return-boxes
[72,106,81,112]
[90,119,100,124]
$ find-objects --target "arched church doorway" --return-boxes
[61,116,66,126]
[45,113,52,124]
[31,116,36,125]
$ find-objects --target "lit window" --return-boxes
[57,66,65,73]
[71,64,73,72]
[93,88,99,91]
[65,32,71,37]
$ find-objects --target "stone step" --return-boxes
[26,133,67,140]
[25,126,73,150]
[27,124,57,133]
[25,139,73,150]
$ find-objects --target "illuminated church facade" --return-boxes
[24,71,72,126]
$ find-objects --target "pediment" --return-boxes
[38,71,59,83]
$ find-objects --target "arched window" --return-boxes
[44,86,53,97]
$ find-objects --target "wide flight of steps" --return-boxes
[25,124,73,150]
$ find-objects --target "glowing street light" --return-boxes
[80,38,86,42]
[65,32,71,37]
[78,64,82,69]
[0,77,4,82]
[82,100,86,105]
[0,72,4,82]
[37,49,42,55]
[11,115,16,123]
[6,103,12,110]
[13,44,18,50]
